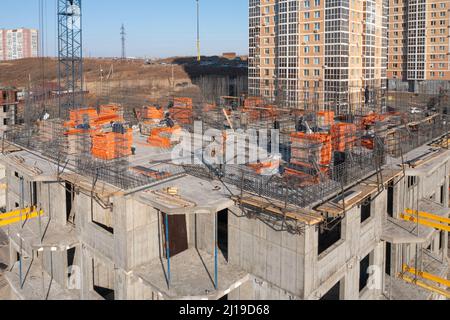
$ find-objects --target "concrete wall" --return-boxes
[228,205,307,299]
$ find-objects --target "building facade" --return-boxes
[387,0,450,92]
[248,0,388,114]
[0,88,18,130]
[0,29,39,61]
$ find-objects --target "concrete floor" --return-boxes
[133,248,249,300]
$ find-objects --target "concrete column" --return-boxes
[80,245,93,300]
[302,225,317,298]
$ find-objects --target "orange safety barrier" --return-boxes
[331,123,357,152]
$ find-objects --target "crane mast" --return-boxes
[57,0,83,117]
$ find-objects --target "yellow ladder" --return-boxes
[0,207,44,227]
[399,265,450,299]
[400,209,450,232]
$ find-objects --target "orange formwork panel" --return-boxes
[244,97,263,108]
[331,123,357,152]
[92,129,133,160]
[99,104,122,117]
[203,103,216,112]
[69,108,98,123]
[290,132,332,166]
[171,98,193,125]
[283,168,321,186]
[317,111,335,128]
[173,97,193,109]
[147,126,182,148]
[142,106,165,120]
[94,114,124,127]
[247,158,280,175]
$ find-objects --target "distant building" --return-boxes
[249,0,388,113]
[0,88,18,130]
[0,28,39,61]
[387,0,450,93]
[223,52,237,60]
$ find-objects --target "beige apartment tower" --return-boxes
[387,0,450,92]
[249,0,388,114]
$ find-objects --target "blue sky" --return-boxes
[0,0,248,58]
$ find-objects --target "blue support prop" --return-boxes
[165,214,171,287]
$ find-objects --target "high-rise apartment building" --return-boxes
[249,0,388,114]
[0,28,39,61]
[387,0,450,91]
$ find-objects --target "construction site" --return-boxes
[0,0,450,301]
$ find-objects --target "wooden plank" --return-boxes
[232,195,324,225]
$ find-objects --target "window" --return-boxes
[385,243,391,276]
[321,281,341,300]
[218,209,228,261]
[318,217,342,255]
[407,176,417,188]
[359,252,372,292]
[361,197,372,223]
[387,181,394,218]
[92,258,115,300]
[440,185,445,205]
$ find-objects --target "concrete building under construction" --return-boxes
[0,0,449,302]
[0,98,449,300]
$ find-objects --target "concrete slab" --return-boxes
[138,176,235,214]
[132,248,249,300]
[8,216,79,252]
[0,151,58,182]
[382,199,450,244]
[5,260,79,300]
